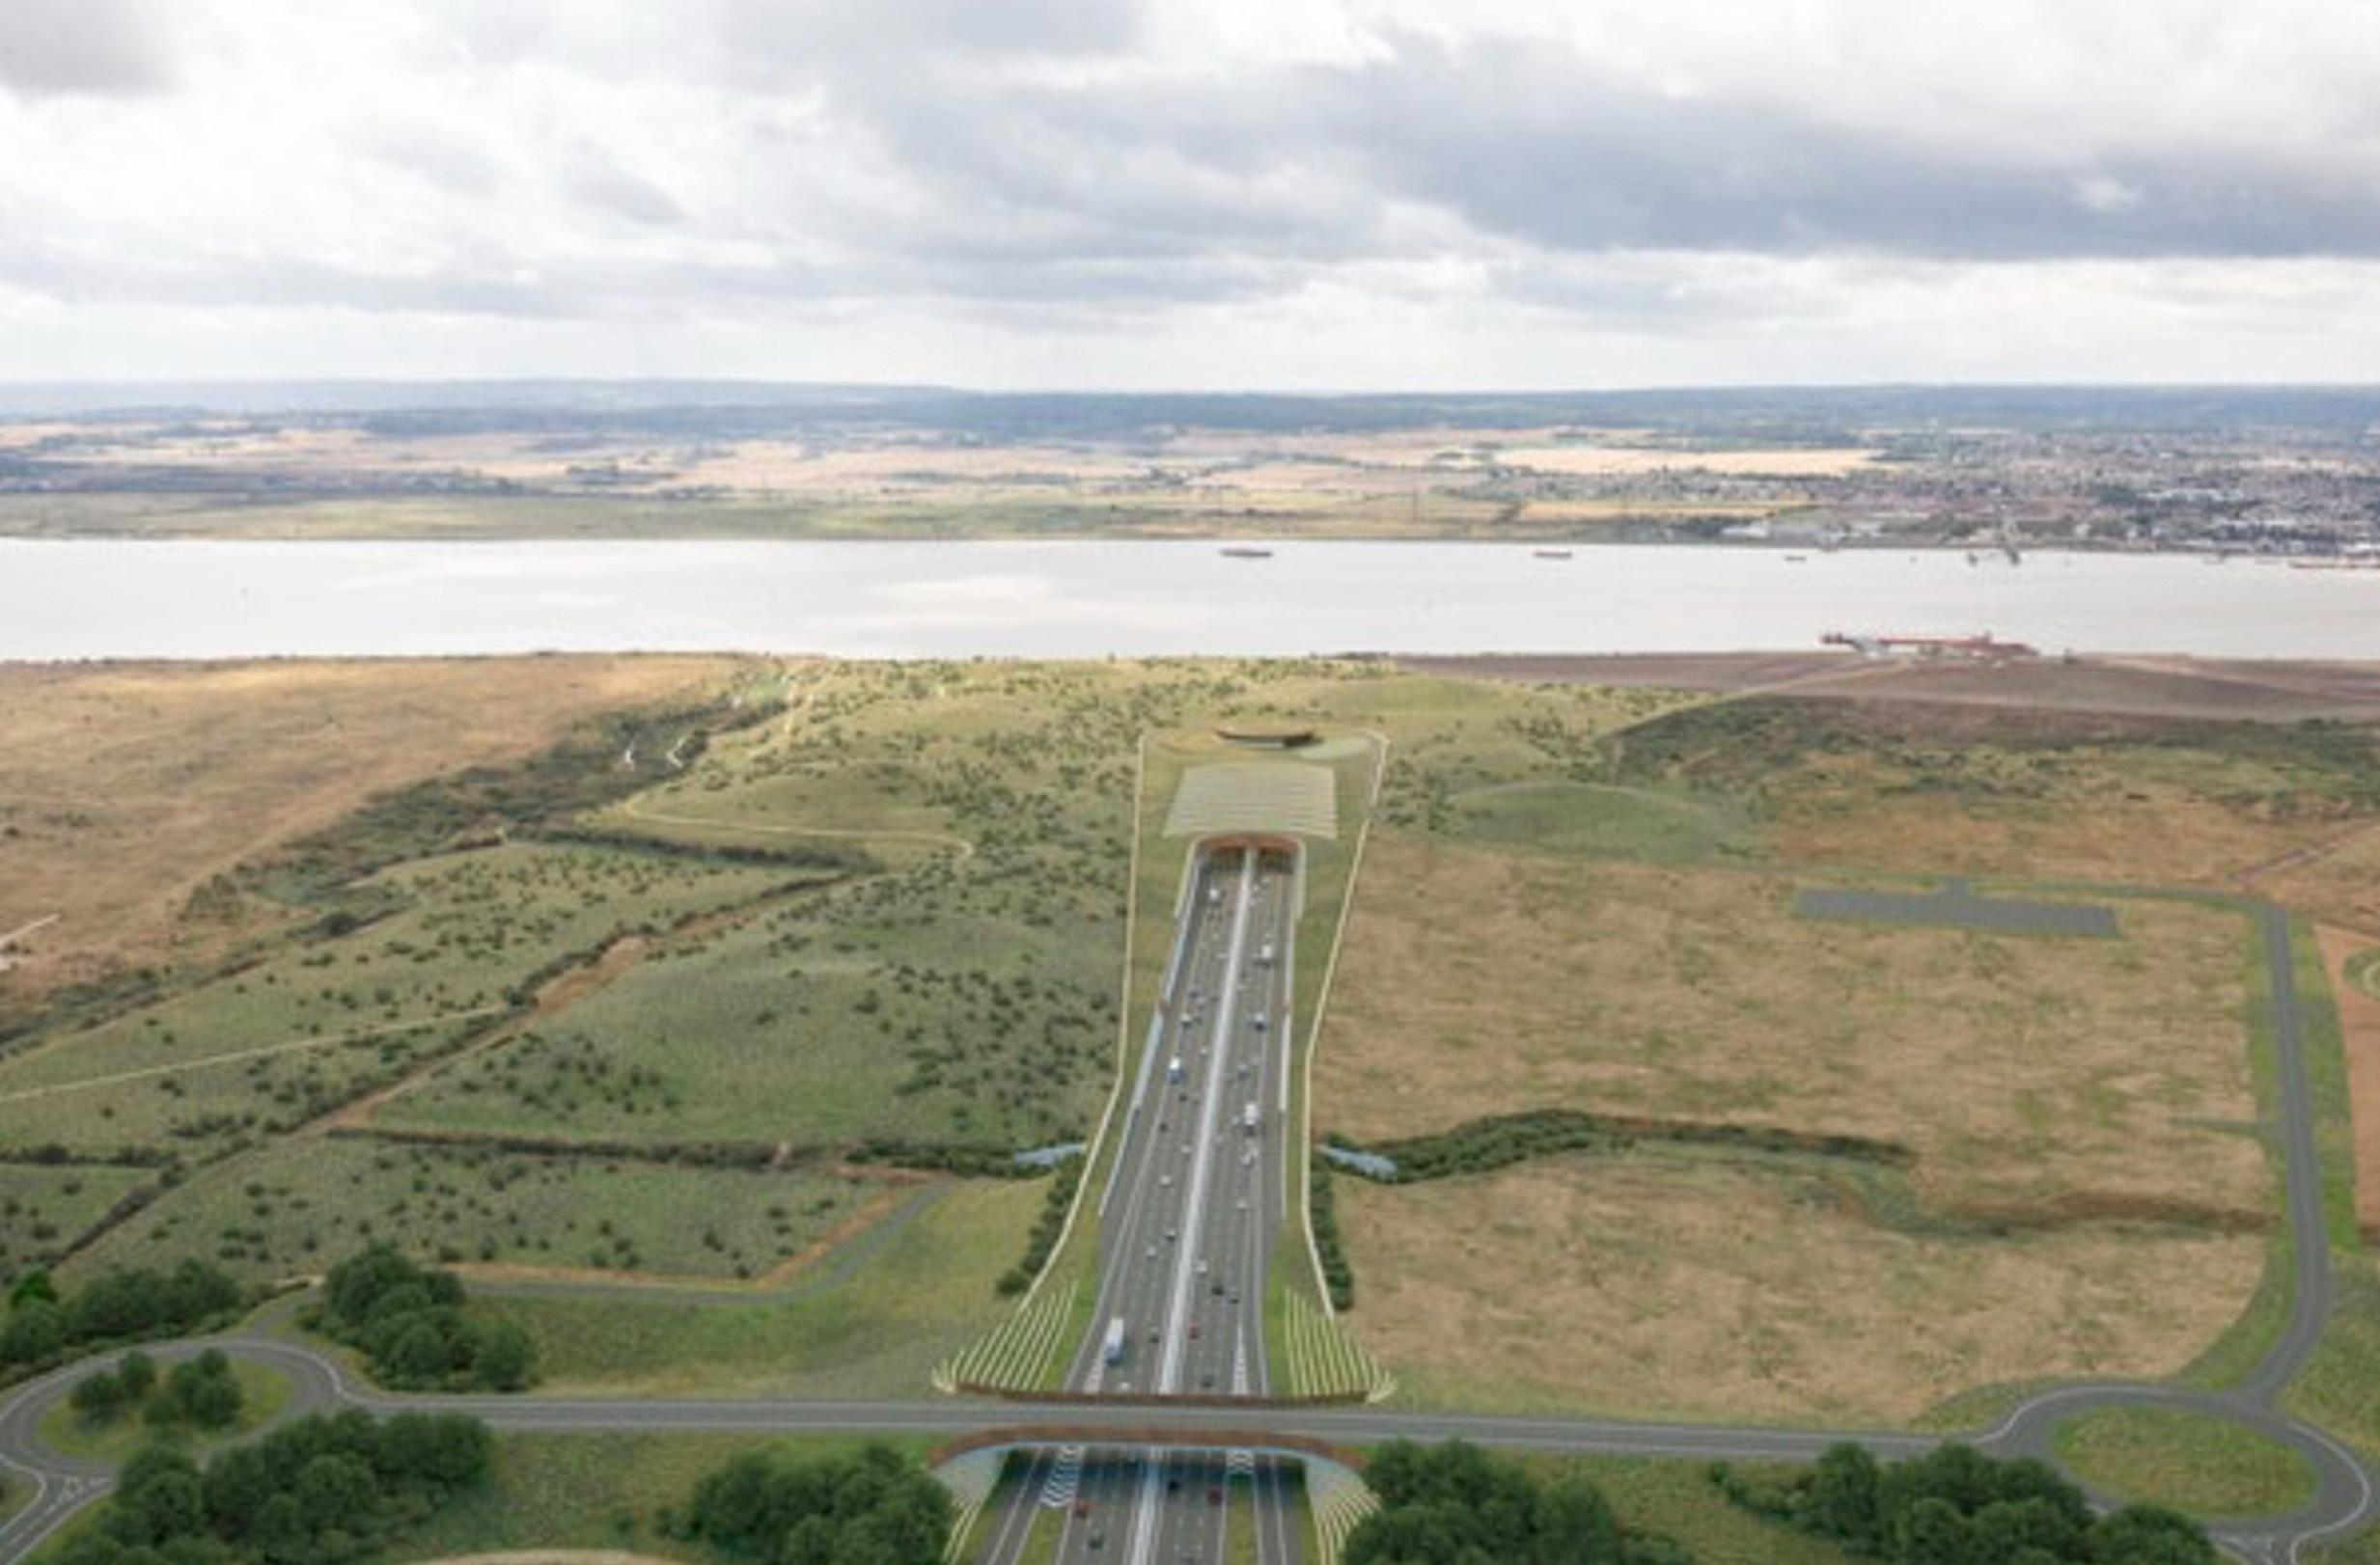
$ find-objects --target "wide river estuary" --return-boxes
[4,538,2376,660]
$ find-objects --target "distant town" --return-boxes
[1,384,2374,554]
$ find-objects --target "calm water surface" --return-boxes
[3,539,2375,660]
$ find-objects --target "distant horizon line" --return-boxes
[5,376,2380,395]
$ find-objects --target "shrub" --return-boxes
[308,1243,536,1391]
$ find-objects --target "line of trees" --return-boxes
[1347,1441,1689,1565]
[50,1409,493,1565]
[997,1155,1082,1296]
[307,1243,535,1391]
[69,1348,244,1433]
[1,1261,245,1378]
[1310,1162,1354,1310]
[669,1442,952,1565]
[1714,1442,2219,1564]
[1346,1108,1912,1187]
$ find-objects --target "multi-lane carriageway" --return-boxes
[978,842,1306,1565]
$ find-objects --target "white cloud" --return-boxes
[0,0,2376,383]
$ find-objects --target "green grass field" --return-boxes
[1564,1456,1860,1564]
[34,1359,293,1463]
[2052,1406,2317,1518]
[0,1161,152,1276]
[475,1176,1044,1397]
[0,843,799,1161]
[64,1133,893,1285]
[376,878,1115,1149]
[379,1430,939,1563]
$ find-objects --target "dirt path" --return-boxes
[2318,923,2380,1243]
[0,1006,508,1104]
[620,794,977,861]
[2236,819,2380,893]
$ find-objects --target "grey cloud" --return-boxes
[350,121,504,197]
[564,151,685,227]
[712,0,1147,73]
[801,31,2380,268]
[0,0,171,97]
[1312,39,2380,261]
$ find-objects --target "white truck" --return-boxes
[1102,1315,1127,1365]
[1242,1103,1261,1135]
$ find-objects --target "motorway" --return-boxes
[2,901,2373,1564]
[978,841,1305,1565]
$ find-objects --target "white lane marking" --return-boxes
[1155,850,1257,1399]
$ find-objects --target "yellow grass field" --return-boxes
[1317,831,2276,1422]
[1317,835,2266,1219]
[1767,748,2362,892]
[1338,1154,2265,1425]
[0,655,741,994]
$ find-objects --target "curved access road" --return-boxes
[2,904,2369,1564]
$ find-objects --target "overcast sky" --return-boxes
[2,0,2377,389]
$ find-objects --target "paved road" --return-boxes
[981,842,1304,1565]
[3,903,2370,1564]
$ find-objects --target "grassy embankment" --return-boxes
[2050,1406,2317,1518]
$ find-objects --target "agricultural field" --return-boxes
[0,654,739,1004]
[64,1134,897,1286]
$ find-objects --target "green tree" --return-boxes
[472,1321,537,1390]
[2090,1505,2219,1564]
[1893,1496,1976,1565]
[1802,1443,1881,1546]
[172,1356,244,1430]
[292,1451,378,1540]
[69,1370,127,1422]
[0,1299,64,1364]
[118,1350,158,1402]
